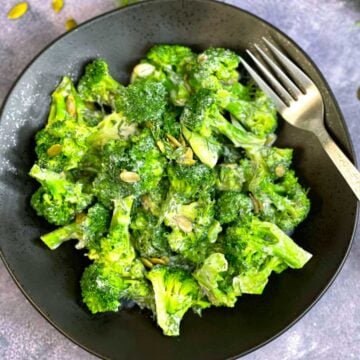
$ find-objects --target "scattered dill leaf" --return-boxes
[357,87,360,101]
[7,2,28,20]
[52,0,64,13]
[65,18,77,31]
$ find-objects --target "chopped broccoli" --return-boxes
[130,206,171,258]
[146,45,195,73]
[164,194,221,264]
[225,216,312,294]
[146,105,193,163]
[180,89,266,161]
[78,59,122,106]
[216,191,253,224]
[36,77,94,172]
[40,203,110,250]
[147,266,209,336]
[89,197,135,263]
[167,163,215,198]
[246,149,310,231]
[81,262,128,313]
[81,263,154,314]
[124,279,155,311]
[30,164,92,225]
[144,45,195,106]
[92,130,166,207]
[115,77,168,123]
[188,48,240,91]
[215,163,245,191]
[194,253,239,307]
[47,76,82,126]
[222,87,278,138]
[34,129,68,173]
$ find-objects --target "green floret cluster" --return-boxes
[30,45,312,337]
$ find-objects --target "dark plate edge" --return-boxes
[0,1,358,359]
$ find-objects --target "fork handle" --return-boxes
[317,128,360,201]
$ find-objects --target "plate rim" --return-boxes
[0,0,358,359]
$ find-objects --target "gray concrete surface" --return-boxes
[0,0,359,359]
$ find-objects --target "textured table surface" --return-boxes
[0,0,359,359]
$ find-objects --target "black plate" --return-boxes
[0,0,358,359]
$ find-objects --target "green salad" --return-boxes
[29,45,312,336]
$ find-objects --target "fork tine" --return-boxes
[263,38,314,91]
[239,56,287,112]
[246,49,293,105]
[254,44,303,99]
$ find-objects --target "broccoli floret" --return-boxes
[164,194,221,263]
[146,45,195,73]
[246,149,310,231]
[180,89,265,160]
[146,105,194,163]
[138,179,169,217]
[224,82,252,101]
[90,140,128,206]
[81,263,154,314]
[146,266,209,336]
[40,203,110,250]
[92,130,166,207]
[225,216,312,294]
[80,198,154,315]
[30,165,93,225]
[188,48,240,91]
[89,196,144,279]
[167,163,215,198]
[148,105,181,143]
[78,59,122,106]
[130,207,171,258]
[257,170,310,231]
[193,253,239,307]
[222,88,278,138]
[90,196,131,259]
[115,77,168,123]
[216,191,253,224]
[144,45,195,106]
[47,76,82,126]
[160,164,219,263]
[124,279,155,311]
[260,146,293,179]
[81,262,128,313]
[232,257,286,295]
[34,129,68,173]
[36,77,94,172]
[215,163,245,191]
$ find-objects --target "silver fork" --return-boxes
[240,38,360,201]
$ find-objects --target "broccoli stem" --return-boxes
[256,220,312,268]
[212,113,265,149]
[111,196,134,230]
[47,77,73,126]
[29,164,67,196]
[40,223,79,250]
